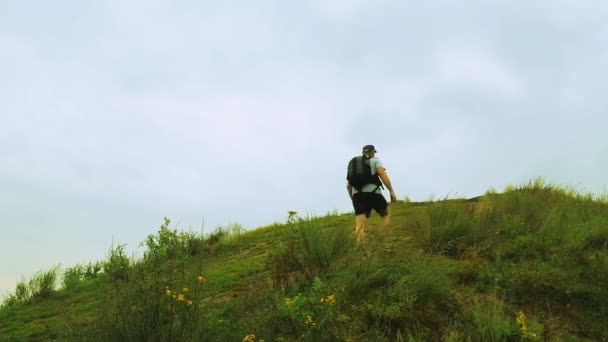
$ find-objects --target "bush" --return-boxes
[467,299,519,341]
[266,216,354,287]
[99,269,208,341]
[266,277,342,341]
[409,199,478,258]
[143,217,190,262]
[104,243,131,282]
[224,222,247,241]
[97,218,209,341]
[343,254,456,340]
[63,261,103,290]
[186,225,236,256]
[1,266,59,307]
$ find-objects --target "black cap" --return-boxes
[362,145,377,153]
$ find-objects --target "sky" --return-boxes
[1,0,607,295]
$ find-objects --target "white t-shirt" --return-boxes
[351,157,384,195]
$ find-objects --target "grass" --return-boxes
[1,179,608,341]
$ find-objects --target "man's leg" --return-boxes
[380,207,391,229]
[352,193,371,243]
[355,214,367,243]
[373,193,391,230]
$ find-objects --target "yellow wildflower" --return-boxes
[325,295,336,304]
[285,298,294,306]
[197,275,206,282]
[165,289,172,295]
[305,315,315,326]
[183,287,189,292]
[242,333,256,342]
[177,294,186,302]
[516,310,538,339]
[516,310,526,326]
[187,300,193,306]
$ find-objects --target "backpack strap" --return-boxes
[370,184,383,193]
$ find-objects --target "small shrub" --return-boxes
[99,271,208,341]
[104,243,131,282]
[143,217,190,262]
[225,222,246,240]
[185,225,236,256]
[344,255,456,340]
[97,218,209,341]
[268,277,341,341]
[1,280,30,307]
[266,216,354,287]
[15,280,30,302]
[365,274,418,323]
[205,226,228,246]
[467,299,519,341]
[63,261,103,290]
[412,200,476,257]
[1,266,59,307]
[84,261,103,279]
[63,264,85,290]
[29,267,59,301]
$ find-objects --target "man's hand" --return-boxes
[390,191,397,203]
[378,171,397,203]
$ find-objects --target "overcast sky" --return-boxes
[2,0,607,294]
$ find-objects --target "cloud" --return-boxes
[2,0,608,293]
[433,44,523,97]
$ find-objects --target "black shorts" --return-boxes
[352,192,389,218]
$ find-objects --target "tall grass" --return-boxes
[340,253,457,340]
[62,261,103,290]
[444,180,607,339]
[1,266,60,307]
[266,215,354,288]
[393,179,608,340]
[93,218,221,341]
[467,298,519,341]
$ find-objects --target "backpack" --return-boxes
[347,156,382,191]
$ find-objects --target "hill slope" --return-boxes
[1,180,608,341]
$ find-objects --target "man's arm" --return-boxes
[346,181,353,200]
[377,167,397,202]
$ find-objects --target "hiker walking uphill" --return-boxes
[347,145,397,243]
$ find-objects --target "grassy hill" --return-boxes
[1,179,607,341]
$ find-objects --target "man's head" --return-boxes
[362,144,377,157]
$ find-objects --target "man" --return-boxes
[347,144,397,243]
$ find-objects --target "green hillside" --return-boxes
[1,179,607,341]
